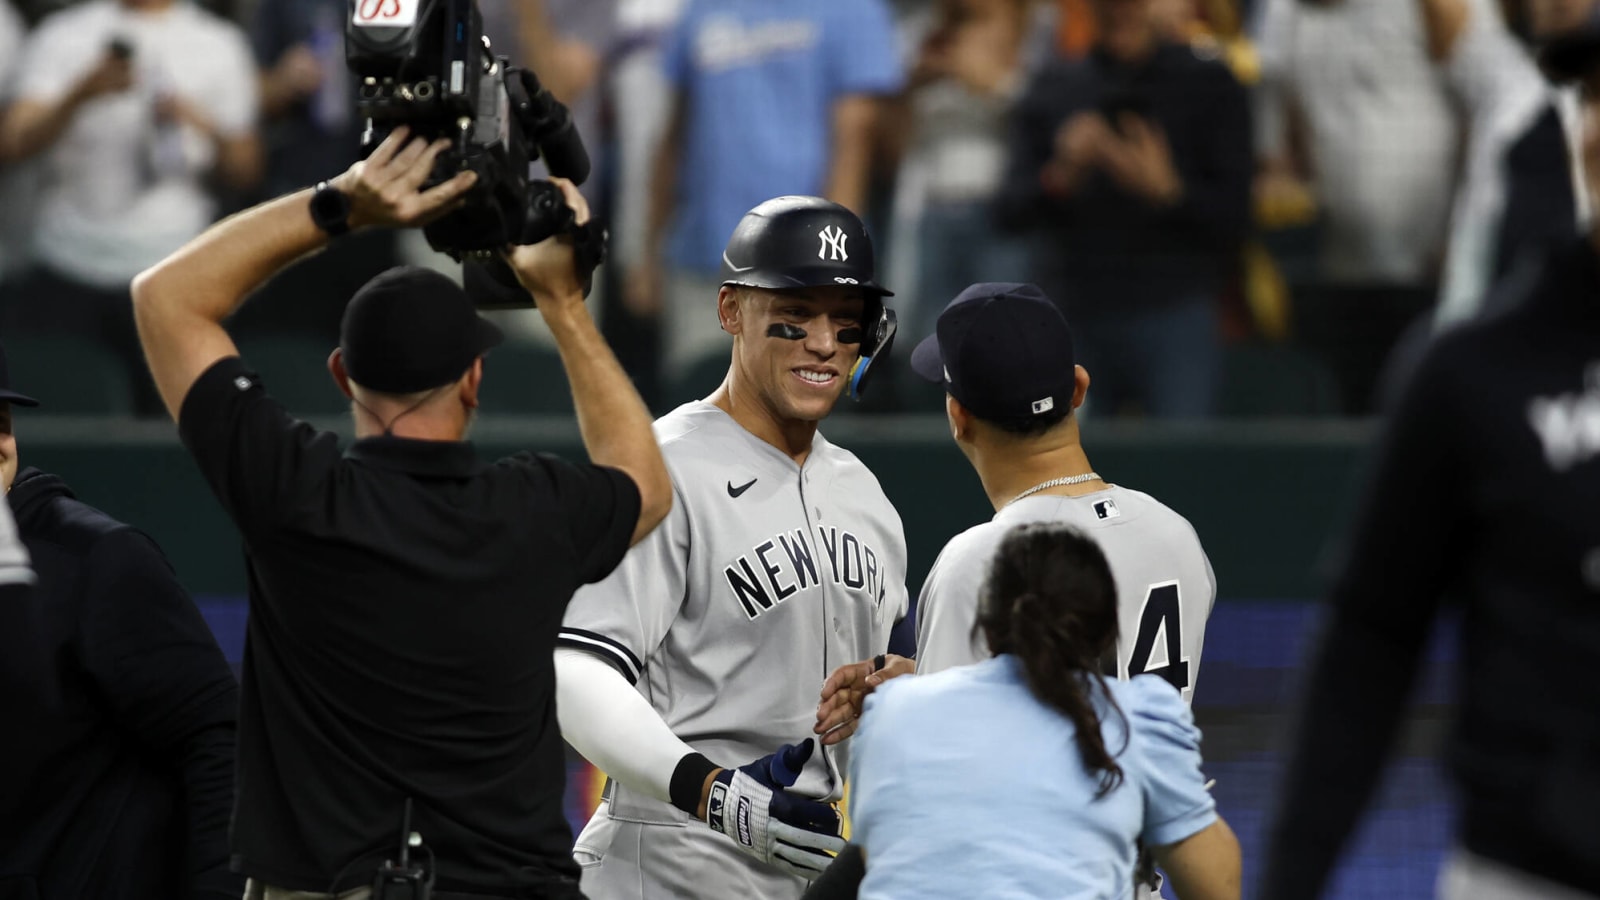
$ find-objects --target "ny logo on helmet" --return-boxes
[818,226,849,262]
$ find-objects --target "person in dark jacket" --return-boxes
[0,342,242,900]
[1258,24,1600,900]
[995,0,1252,419]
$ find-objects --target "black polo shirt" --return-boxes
[178,356,640,894]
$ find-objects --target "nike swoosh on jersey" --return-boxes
[723,251,755,273]
[727,478,758,498]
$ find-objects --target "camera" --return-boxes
[345,0,603,306]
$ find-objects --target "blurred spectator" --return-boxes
[0,343,241,900]
[610,0,687,287]
[996,0,1252,419]
[228,0,399,341]
[1256,0,1460,413]
[0,0,18,59]
[0,0,32,281]
[0,0,260,416]
[629,0,903,386]
[604,0,687,391]
[475,0,617,349]
[1256,0,1458,285]
[891,0,1053,343]
[517,0,614,196]
[1428,0,1589,327]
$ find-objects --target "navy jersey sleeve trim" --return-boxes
[558,628,643,684]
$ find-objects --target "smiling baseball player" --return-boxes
[553,196,910,899]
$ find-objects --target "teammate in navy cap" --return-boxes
[814,282,1219,899]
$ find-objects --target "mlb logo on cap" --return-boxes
[908,282,1077,423]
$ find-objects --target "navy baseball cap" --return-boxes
[0,341,39,407]
[909,283,1076,422]
[340,267,504,394]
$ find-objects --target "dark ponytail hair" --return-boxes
[974,523,1126,797]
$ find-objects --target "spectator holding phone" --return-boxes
[996,0,1251,419]
[0,0,260,416]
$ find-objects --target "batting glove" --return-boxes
[705,738,844,879]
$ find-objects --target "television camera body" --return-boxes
[344,0,602,306]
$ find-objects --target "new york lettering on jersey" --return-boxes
[723,524,889,620]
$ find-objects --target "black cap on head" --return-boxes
[1539,3,1600,81]
[340,266,504,395]
[909,283,1076,422]
[720,196,892,298]
[0,341,39,408]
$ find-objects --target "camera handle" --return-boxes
[463,209,608,310]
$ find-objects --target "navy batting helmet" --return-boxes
[720,196,892,297]
[719,196,898,400]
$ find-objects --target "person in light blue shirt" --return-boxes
[842,523,1240,900]
[627,0,903,384]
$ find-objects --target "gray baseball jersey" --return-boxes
[915,485,1215,703]
[560,401,909,900]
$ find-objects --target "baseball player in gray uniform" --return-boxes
[553,197,910,900]
[807,283,1215,900]
[904,284,1214,690]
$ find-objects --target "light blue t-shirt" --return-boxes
[660,0,902,273]
[848,657,1217,900]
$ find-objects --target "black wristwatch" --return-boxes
[309,180,353,237]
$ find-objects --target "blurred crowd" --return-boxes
[0,0,1581,419]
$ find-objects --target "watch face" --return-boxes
[314,186,350,233]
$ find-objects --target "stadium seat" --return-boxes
[235,336,347,417]
[1217,340,1343,417]
[477,344,572,415]
[6,335,135,415]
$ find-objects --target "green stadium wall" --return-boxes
[17,416,1377,600]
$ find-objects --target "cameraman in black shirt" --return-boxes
[1259,18,1600,900]
[130,127,672,900]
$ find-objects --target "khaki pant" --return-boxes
[244,880,371,900]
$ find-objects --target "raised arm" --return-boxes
[131,127,477,421]
[502,183,671,543]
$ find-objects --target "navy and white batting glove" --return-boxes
[705,738,844,879]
